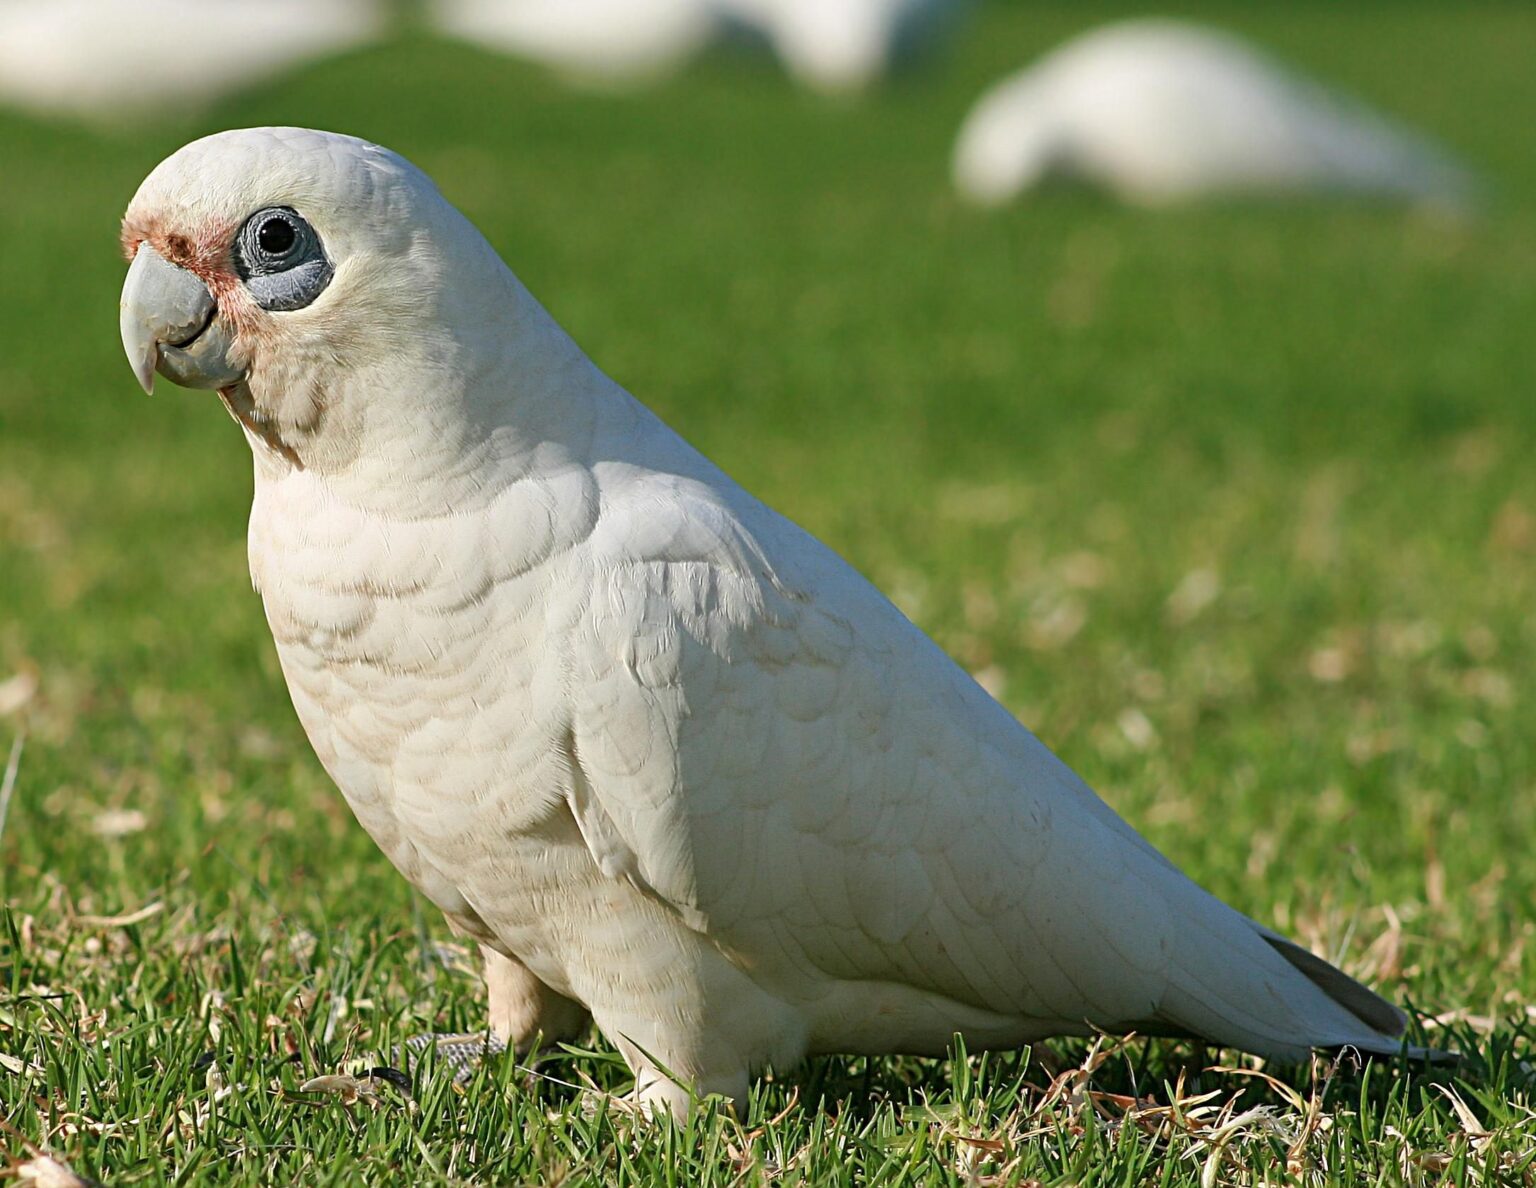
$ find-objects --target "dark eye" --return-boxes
[257,216,297,256]
[234,206,333,312]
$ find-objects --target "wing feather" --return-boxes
[562,463,1406,1055]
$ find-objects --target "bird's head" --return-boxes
[118,127,549,479]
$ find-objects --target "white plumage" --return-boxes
[0,0,381,120]
[119,128,1417,1115]
[953,19,1478,208]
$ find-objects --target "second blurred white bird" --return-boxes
[953,20,1478,209]
[717,0,964,93]
[430,0,963,91]
[430,0,717,85]
[0,0,382,120]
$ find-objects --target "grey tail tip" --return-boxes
[1265,935,1459,1065]
[1265,935,1405,1035]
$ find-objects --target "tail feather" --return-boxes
[1155,911,1458,1065]
[1261,933,1455,1063]
[1139,873,1447,1063]
[1260,932,1406,1038]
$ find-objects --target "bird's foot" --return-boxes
[393,1031,508,1084]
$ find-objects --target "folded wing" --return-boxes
[565,462,1407,1059]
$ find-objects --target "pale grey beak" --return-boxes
[119,243,245,394]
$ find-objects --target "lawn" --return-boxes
[2,0,1535,1182]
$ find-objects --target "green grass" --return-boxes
[3,0,1536,1182]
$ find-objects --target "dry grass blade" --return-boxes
[0,1117,100,1188]
[1433,1085,1491,1147]
[299,1073,389,1110]
[7,1156,98,1188]
[70,902,163,929]
[0,732,23,847]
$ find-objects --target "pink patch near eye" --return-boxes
[120,208,272,358]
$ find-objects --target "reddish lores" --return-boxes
[120,212,300,465]
[120,213,261,338]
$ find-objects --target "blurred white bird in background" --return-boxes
[0,0,383,120]
[716,0,967,94]
[429,0,717,86]
[429,0,966,92]
[0,0,966,117]
[953,19,1479,209]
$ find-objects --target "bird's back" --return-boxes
[518,393,1412,1059]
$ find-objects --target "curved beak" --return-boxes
[119,243,245,394]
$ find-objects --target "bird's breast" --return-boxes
[247,465,601,847]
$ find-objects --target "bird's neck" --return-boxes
[244,289,609,520]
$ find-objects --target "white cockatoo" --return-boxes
[716,0,966,93]
[120,128,1423,1115]
[429,0,717,86]
[953,19,1478,209]
[0,0,382,121]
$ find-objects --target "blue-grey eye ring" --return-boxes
[234,207,333,312]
